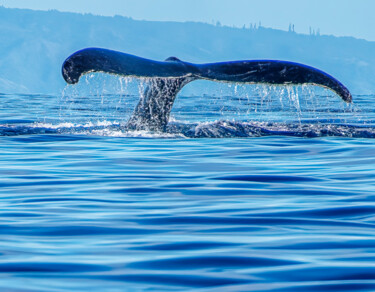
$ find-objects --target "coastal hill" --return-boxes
[0,6,374,94]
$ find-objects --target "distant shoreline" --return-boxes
[0,6,374,94]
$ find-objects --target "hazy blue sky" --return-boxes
[1,0,374,41]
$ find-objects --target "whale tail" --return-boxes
[62,48,353,131]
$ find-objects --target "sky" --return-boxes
[0,0,374,41]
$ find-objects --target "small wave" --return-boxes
[169,120,375,138]
[0,121,185,138]
[1,120,375,138]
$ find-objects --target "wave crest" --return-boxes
[1,120,375,139]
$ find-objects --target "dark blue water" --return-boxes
[1,78,375,291]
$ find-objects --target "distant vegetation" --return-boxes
[0,6,374,94]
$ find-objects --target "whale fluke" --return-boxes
[62,48,353,131]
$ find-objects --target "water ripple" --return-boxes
[1,93,375,291]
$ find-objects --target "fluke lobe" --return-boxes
[62,48,352,131]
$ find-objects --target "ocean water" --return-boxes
[1,78,375,291]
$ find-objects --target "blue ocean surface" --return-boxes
[1,77,375,291]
